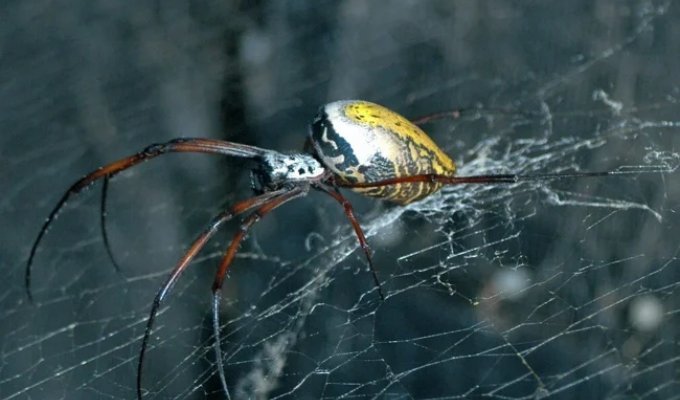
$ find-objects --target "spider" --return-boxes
[26,100,619,399]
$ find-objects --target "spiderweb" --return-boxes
[2,1,680,399]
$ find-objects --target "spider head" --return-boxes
[254,152,326,190]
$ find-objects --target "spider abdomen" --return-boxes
[309,100,456,204]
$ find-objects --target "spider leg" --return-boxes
[410,109,462,125]
[338,170,622,190]
[100,176,122,273]
[134,189,288,400]
[410,106,542,126]
[26,138,277,303]
[211,186,306,400]
[313,184,385,301]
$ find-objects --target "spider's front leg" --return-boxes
[136,188,291,400]
[25,138,273,303]
[209,186,307,400]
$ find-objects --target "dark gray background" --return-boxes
[2,1,679,399]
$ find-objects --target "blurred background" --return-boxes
[2,1,679,399]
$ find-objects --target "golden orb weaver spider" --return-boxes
[25,100,620,399]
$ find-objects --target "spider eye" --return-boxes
[298,168,305,175]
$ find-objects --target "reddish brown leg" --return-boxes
[313,184,385,301]
[410,109,462,125]
[339,170,618,190]
[26,138,274,303]
[210,186,306,400]
[100,177,123,273]
[135,189,287,400]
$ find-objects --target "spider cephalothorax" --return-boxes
[253,152,326,191]
[26,100,619,400]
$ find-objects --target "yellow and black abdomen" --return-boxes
[309,100,456,205]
